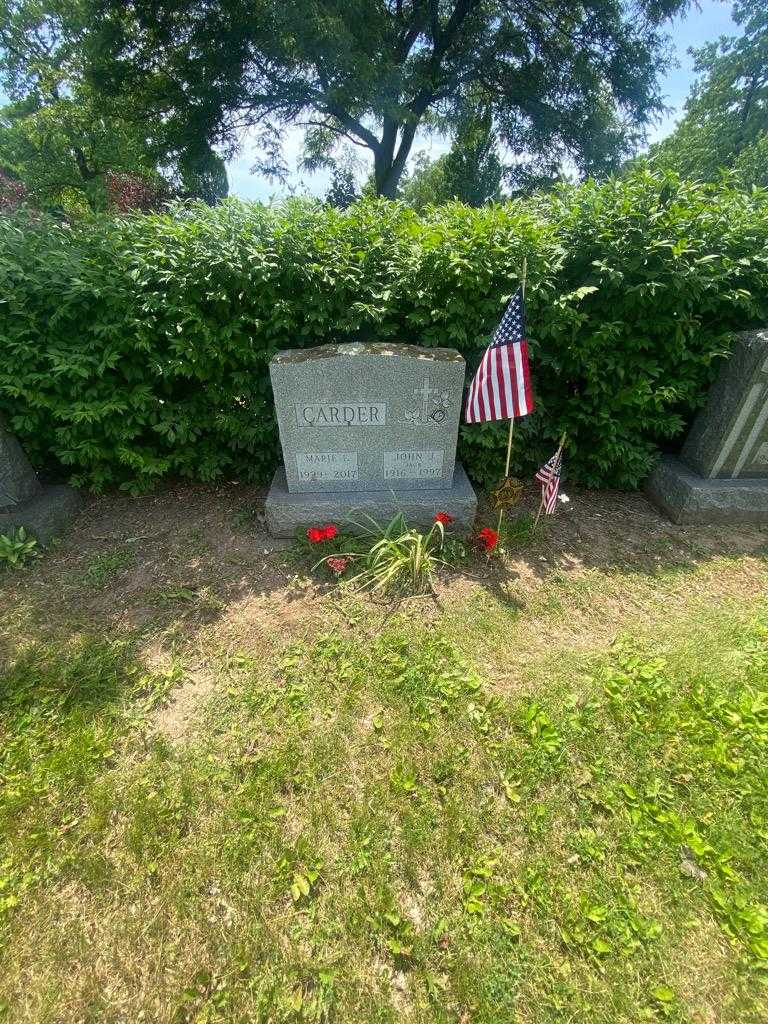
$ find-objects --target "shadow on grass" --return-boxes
[0,480,766,661]
[0,631,173,720]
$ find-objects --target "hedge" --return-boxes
[1,167,767,494]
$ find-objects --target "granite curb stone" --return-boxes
[645,455,768,524]
[0,484,84,545]
[265,463,478,537]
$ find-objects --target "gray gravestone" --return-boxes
[0,421,82,544]
[646,329,768,523]
[0,428,42,508]
[265,342,477,535]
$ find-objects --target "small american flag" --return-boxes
[535,449,563,515]
[465,288,533,424]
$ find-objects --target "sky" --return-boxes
[225,0,739,202]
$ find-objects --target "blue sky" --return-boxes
[226,0,739,201]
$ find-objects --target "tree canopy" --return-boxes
[85,0,688,198]
[651,0,768,186]
[0,0,228,210]
[401,98,502,208]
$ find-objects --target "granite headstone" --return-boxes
[646,329,768,523]
[265,342,477,535]
[0,422,82,544]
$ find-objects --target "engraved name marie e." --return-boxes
[296,402,386,427]
[383,450,444,480]
[296,452,359,481]
[709,354,768,478]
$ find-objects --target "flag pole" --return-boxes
[533,430,568,530]
[496,256,527,537]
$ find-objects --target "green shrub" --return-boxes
[1,168,767,493]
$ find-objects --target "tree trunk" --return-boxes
[374,154,403,198]
[373,119,419,197]
[72,145,98,182]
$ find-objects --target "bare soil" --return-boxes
[2,479,765,740]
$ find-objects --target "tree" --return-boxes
[324,166,359,208]
[178,146,229,206]
[86,0,687,198]
[0,89,166,211]
[401,97,502,207]
[0,0,228,209]
[651,0,768,185]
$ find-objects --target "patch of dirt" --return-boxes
[152,667,217,742]
[2,479,766,738]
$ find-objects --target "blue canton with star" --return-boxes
[491,288,526,348]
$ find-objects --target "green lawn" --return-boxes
[1,498,767,1023]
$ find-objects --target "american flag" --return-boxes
[465,288,533,424]
[535,449,563,515]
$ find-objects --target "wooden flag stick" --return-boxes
[495,257,527,537]
[533,430,568,530]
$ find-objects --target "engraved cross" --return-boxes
[413,377,439,421]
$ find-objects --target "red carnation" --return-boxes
[326,556,350,576]
[476,527,499,553]
[307,523,339,543]
[434,512,454,525]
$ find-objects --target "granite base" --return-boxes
[266,463,478,537]
[0,485,83,545]
[645,455,768,524]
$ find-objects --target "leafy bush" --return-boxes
[1,167,767,493]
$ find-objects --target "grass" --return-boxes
[83,545,134,587]
[1,536,768,1021]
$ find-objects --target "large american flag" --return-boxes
[465,288,533,424]
[535,449,563,515]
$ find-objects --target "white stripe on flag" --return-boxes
[465,372,475,422]
[490,348,502,419]
[468,362,481,421]
[513,342,527,417]
[500,345,513,417]
[480,354,492,421]
[472,356,482,422]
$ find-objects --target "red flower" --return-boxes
[307,523,339,543]
[476,527,499,552]
[326,556,350,576]
[434,512,454,525]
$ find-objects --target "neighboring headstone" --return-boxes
[646,329,768,523]
[0,428,41,508]
[265,342,477,536]
[0,421,82,544]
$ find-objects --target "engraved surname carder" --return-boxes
[296,402,386,427]
[383,450,444,480]
[296,452,358,482]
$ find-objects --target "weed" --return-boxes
[84,546,133,587]
[0,527,37,569]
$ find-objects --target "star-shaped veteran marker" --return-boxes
[491,475,525,510]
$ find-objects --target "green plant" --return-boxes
[323,513,449,595]
[1,169,767,493]
[0,527,37,568]
[84,547,133,587]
